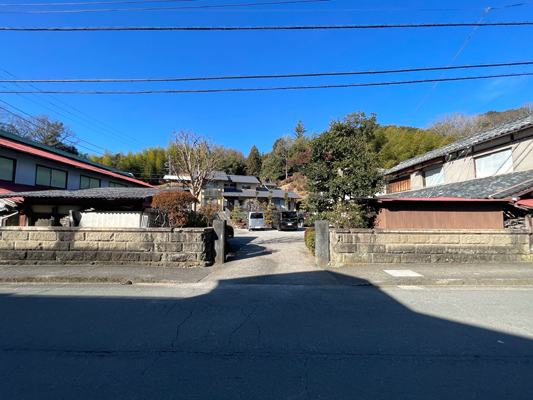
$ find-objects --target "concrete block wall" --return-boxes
[0,227,214,267]
[330,228,532,266]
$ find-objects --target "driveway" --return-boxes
[202,227,337,285]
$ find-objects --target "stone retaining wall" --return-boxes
[0,227,213,267]
[330,228,532,266]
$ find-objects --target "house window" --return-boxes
[35,165,67,188]
[242,184,251,190]
[203,182,218,189]
[109,182,126,188]
[224,183,236,189]
[0,156,15,181]
[475,149,513,178]
[424,166,444,187]
[387,177,410,193]
[80,175,101,189]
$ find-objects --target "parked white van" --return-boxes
[247,211,265,231]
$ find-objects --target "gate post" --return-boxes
[315,220,330,268]
[213,220,226,265]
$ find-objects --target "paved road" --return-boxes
[0,282,532,399]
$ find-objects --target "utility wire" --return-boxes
[1,72,532,94]
[379,7,490,158]
[2,22,533,31]
[0,0,332,13]
[3,61,532,83]
[0,78,140,150]
[0,66,149,149]
[0,0,200,6]
[0,99,107,155]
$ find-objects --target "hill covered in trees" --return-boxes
[2,103,531,186]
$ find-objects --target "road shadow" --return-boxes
[0,271,532,399]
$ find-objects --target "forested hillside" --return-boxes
[2,103,531,186]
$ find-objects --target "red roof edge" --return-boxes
[377,197,510,203]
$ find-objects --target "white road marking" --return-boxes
[397,285,427,290]
[384,270,423,277]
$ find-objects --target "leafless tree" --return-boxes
[0,108,79,154]
[170,130,221,210]
[428,105,533,139]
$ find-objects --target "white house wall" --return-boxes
[0,147,134,189]
[406,131,533,191]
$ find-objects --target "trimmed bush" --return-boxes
[304,227,315,256]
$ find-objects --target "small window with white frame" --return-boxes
[474,148,513,178]
[424,165,444,187]
[109,182,126,188]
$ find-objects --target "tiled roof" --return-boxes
[0,187,168,200]
[379,169,533,200]
[385,114,533,175]
[223,187,301,199]
[227,175,261,184]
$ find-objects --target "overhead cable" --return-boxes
[1,72,532,94]
[0,0,200,6]
[2,22,533,31]
[2,61,532,83]
[0,66,149,148]
[0,0,332,14]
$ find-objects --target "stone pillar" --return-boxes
[213,220,226,265]
[315,220,330,268]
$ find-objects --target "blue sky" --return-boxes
[0,0,532,157]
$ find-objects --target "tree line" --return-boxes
[1,103,531,187]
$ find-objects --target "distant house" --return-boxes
[0,129,153,226]
[164,172,301,211]
[376,115,533,229]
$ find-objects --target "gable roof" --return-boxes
[0,129,153,187]
[228,175,260,184]
[379,169,533,200]
[385,114,533,175]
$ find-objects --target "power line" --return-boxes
[3,61,532,83]
[378,7,490,157]
[2,22,533,31]
[0,0,332,14]
[406,8,490,126]
[0,67,149,149]
[1,72,532,94]
[0,99,108,155]
[0,0,200,6]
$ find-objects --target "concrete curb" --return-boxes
[1,276,533,286]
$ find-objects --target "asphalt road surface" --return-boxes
[1,281,532,399]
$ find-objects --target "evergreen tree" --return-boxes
[306,111,385,213]
[246,145,262,176]
[293,120,307,139]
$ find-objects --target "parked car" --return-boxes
[297,213,308,227]
[272,211,298,231]
[247,211,265,231]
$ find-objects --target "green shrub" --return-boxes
[304,227,315,256]
[231,205,246,222]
